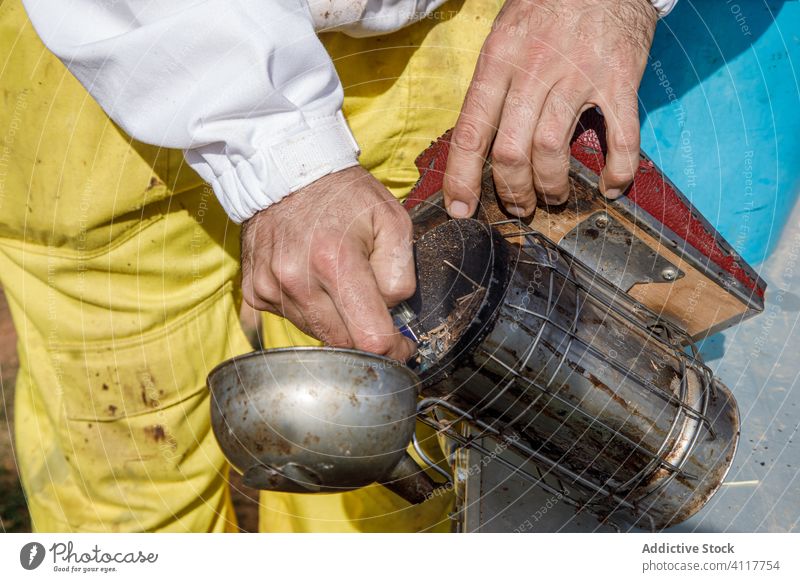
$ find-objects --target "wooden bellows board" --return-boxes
[404,110,765,342]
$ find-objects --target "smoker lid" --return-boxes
[402,219,510,385]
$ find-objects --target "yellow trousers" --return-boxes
[0,0,501,532]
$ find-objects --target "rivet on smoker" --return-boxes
[661,267,678,281]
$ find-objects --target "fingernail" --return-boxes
[605,187,622,199]
[448,200,471,218]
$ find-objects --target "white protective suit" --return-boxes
[21,0,677,224]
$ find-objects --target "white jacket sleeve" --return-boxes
[21,0,444,223]
[22,0,673,223]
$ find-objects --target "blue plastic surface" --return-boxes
[638,0,800,265]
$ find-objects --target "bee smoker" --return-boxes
[394,218,740,530]
[396,112,765,530]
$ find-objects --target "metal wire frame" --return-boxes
[511,221,718,504]
[503,218,716,434]
[415,219,721,528]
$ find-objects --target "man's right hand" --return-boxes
[241,165,417,362]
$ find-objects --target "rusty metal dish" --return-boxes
[207,347,435,502]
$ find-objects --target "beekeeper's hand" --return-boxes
[241,165,417,362]
[443,0,658,218]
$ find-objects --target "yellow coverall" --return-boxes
[0,0,502,532]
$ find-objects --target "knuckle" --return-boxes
[543,91,578,122]
[495,188,519,203]
[241,286,260,310]
[481,34,500,55]
[388,205,414,237]
[521,41,550,69]
[452,119,488,156]
[251,278,272,300]
[271,257,306,291]
[310,239,341,276]
[443,173,475,200]
[481,35,510,63]
[533,124,566,156]
[495,183,532,207]
[358,334,395,356]
[492,140,529,169]
[310,316,352,348]
[503,90,537,124]
[534,165,570,196]
[246,275,278,310]
[384,277,416,304]
[611,127,641,155]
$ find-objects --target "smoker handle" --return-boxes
[378,453,442,505]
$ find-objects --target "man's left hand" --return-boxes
[443,0,658,218]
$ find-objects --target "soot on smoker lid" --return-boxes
[405,219,500,366]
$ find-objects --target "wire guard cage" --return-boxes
[408,219,740,532]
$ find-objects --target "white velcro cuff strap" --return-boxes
[650,0,678,17]
[197,111,361,224]
[269,110,361,192]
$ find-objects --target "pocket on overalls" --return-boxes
[51,284,252,505]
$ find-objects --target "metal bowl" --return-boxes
[207,347,421,494]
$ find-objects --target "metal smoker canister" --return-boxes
[401,218,740,531]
